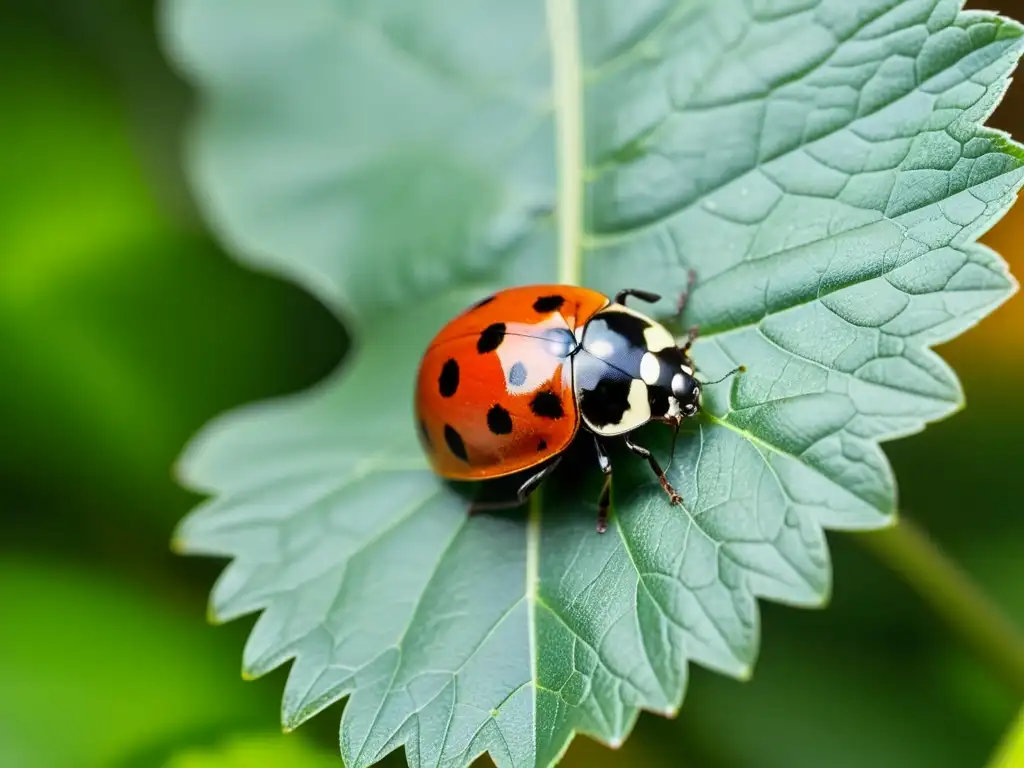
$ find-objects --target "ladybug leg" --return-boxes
[614,288,662,306]
[674,269,697,317]
[681,325,700,357]
[467,456,563,516]
[675,270,700,355]
[594,437,613,534]
[515,455,563,501]
[624,435,683,507]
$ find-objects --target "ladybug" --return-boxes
[414,282,740,533]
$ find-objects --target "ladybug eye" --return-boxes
[671,372,699,403]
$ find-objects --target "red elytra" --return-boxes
[415,285,607,480]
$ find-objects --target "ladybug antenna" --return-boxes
[697,365,746,387]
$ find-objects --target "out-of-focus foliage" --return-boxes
[163,733,339,768]
[1,1,1022,767]
[0,557,265,768]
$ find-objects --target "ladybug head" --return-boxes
[664,361,745,469]
[669,362,747,423]
[670,368,702,419]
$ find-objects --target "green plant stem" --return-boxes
[857,516,1024,697]
[987,704,1024,768]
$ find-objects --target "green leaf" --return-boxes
[166,1,1024,766]
[164,733,341,768]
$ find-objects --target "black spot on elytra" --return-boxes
[580,376,632,427]
[508,361,527,387]
[533,294,565,313]
[444,425,468,462]
[530,390,564,420]
[477,322,506,354]
[486,404,513,435]
[418,419,432,449]
[596,309,650,350]
[537,439,548,451]
[438,358,459,397]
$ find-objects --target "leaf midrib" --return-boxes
[547,0,584,286]
[531,0,585,763]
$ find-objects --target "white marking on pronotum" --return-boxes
[605,303,676,352]
[584,378,652,436]
[623,378,651,427]
[642,321,675,352]
[640,352,661,385]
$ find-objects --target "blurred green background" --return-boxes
[1,1,1022,766]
